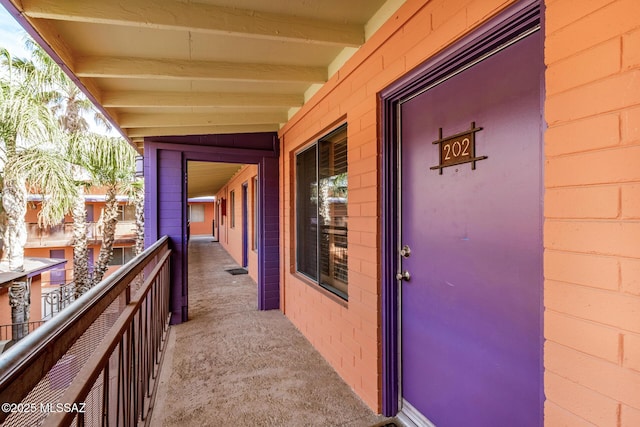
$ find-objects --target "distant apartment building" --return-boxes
[188,197,215,239]
[23,187,138,287]
[0,187,139,343]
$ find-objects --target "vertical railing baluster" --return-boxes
[102,364,109,427]
[126,323,133,426]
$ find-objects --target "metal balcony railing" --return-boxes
[0,321,46,342]
[0,236,171,427]
[42,282,77,321]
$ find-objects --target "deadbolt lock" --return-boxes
[400,244,411,258]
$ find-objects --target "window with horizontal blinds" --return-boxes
[296,124,348,300]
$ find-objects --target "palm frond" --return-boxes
[16,147,77,227]
[83,134,137,187]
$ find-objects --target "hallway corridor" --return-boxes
[151,236,390,426]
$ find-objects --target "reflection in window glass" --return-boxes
[295,124,348,299]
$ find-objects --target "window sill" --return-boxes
[293,272,348,308]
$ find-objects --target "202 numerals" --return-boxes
[443,137,470,161]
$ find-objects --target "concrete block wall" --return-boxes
[544,0,640,425]
[277,0,640,418]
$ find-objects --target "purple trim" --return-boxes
[0,1,129,145]
[146,133,279,153]
[379,0,541,417]
[144,132,280,322]
[144,145,160,246]
[380,93,399,417]
[241,182,249,268]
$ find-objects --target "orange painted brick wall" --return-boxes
[279,0,518,412]
[544,0,640,425]
[215,165,259,282]
[189,202,215,236]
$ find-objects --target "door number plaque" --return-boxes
[430,122,487,174]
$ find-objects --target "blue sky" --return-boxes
[0,6,30,58]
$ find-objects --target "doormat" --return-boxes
[225,268,248,275]
[370,420,398,427]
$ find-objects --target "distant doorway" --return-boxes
[145,132,280,323]
[49,249,66,285]
[242,182,249,268]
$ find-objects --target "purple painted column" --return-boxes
[259,156,280,310]
[157,150,187,324]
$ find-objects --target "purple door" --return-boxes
[49,249,66,285]
[400,32,543,426]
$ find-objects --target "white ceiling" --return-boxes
[188,161,244,198]
[5,0,405,196]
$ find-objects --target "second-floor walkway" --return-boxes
[150,236,393,427]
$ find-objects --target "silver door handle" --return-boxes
[396,270,411,281]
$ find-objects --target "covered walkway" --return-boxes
[151,236,392,426]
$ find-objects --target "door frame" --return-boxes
[379,0,542,416]
[242,181,249,268]
[144,132,280,324]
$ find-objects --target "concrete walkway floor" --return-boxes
[150,236,392,427]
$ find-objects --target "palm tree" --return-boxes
[132,179,145,256]
[0,48,77,339]
[0,48,76,270]
[15,41,140,292]
[19,39,111,134]
[17,40,113,297]
[79,134,137,286]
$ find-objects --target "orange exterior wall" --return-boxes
[215,165,259,282]
[24,246,74,286]
[189,202,215,236]
[279,0,524,411]
[543,0,640,425]
[278,0,640,420]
